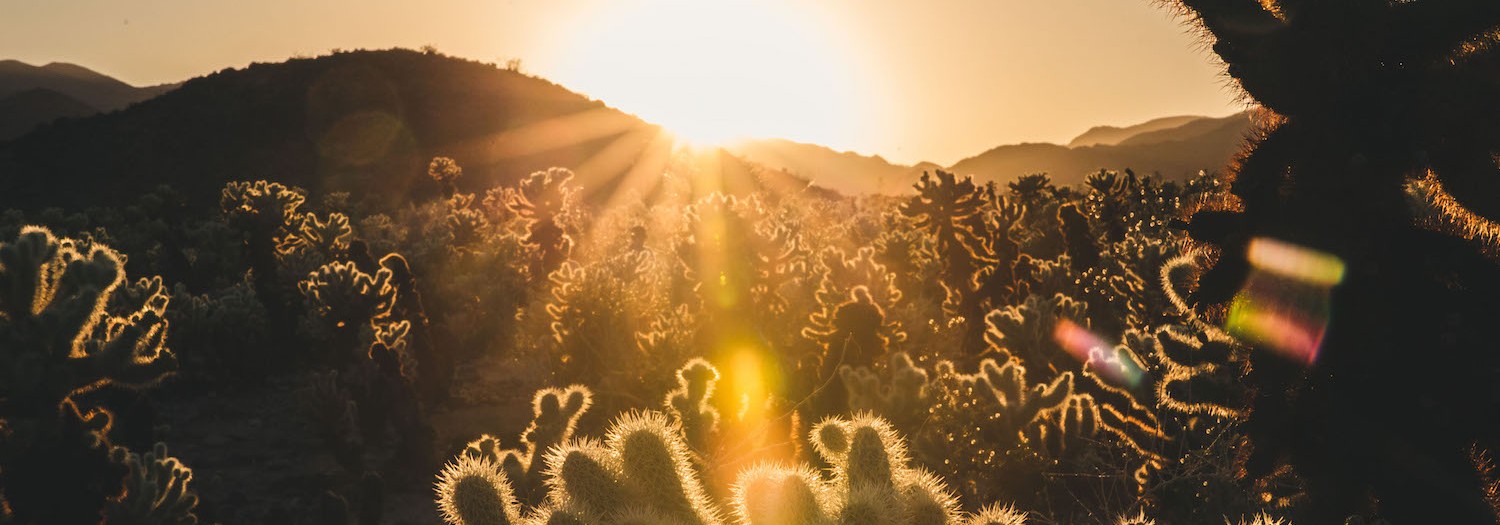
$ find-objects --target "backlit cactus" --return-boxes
[507,167,579,275]
[734,414,960,525]
[0,226,178,523]
[839,352,933,430]
[220,180,307,341]
[105,442,201,525]
[464,385,593,506]
[898,170,989,325]
[537,411,721,525]
[436,454,522,525]
[665,358,721,453]
[429,157,464,198]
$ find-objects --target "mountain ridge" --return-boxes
[0,51,1254,204]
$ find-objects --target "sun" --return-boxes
[546,0,866,148]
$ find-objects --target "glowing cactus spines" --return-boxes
[665,358,721,453]
[300,261,397,328]
[966,504,1028,525]
[735,414,961,525]
[105,442,200,525]
[898,170,989,324]
[732,464,828,525]
[282,212,353,258]
[972,359,1073,440]
[0,226,177,523]
[300,260,397,364]
[804,247,906,363]
[463,385,593,506]
[435,454,522,525]
[507,167,579,275]
[839,352,933,429]
[220,180,306,339]
[540,411,722,525]
[429,156,464,198]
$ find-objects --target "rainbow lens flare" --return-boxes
[1227,237,1345,364]
[1054,319,1144,388]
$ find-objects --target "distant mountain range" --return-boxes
[732,111,1255,194]
[0,60,178,140]
[0,51,1255,208]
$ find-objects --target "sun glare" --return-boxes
[548,0,866,148]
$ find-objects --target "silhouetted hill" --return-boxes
[727,139,930,195]
[1114,111,1250,146]
[0,50,773,210]
[0,88,97,141]
[1066,115,1202,147]
[0,60,175,111]
[948,111,1254,187]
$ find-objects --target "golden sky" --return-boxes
[1,0,1243,165]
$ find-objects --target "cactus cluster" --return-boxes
[105,442,201,525]
[463,386,593,506]
[0,226,184,523]
[736,414,963,525]
[506,167,579,276]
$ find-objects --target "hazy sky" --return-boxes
[1,0,1245,165]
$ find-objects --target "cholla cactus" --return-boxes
[733,414,960,525]
[1007,173,1055,208]
[220,180,307,343]
[281,212,353,259]
[839,352,933,430]
[983,294,1087,380]
[464,386,593,506]
[1149,325,1248,419]
[536,411,721,525]
[665,359,721,453]
[220,180,305,236]
[0,226,177,523]
[804,247,906,371]
[435,454,522,525]
[447,194,490,249]
[968,504,1029,525]
[104,442,200,525]
[947,358,1073,450]
[804,286,897,376]
[507,167,578,275]
[543,254,653,387]
[429,156,464,198]
[677,193,808,319]
[898,170,990,321]
[300,261,398,363]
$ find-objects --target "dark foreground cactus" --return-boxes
[0,226,185,523]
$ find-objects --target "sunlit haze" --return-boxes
[1,0,1243,164]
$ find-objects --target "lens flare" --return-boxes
[1245,237,1346,286]
[727,346,771,425]
[1053,319,1142,388]
[1227,237,1344,364]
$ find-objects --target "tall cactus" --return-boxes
[463,386,592,507]
[898,170,989,324]
[0,226,179,523]
[535,411,721,525]
[436,454,522,525]
[221,180,306,345]
[734,414,961,525]
[665,358,721,454]
[104,442,201,525]
[506,167,579,276]
[1165,1,1500,520]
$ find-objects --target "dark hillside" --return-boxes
[0,50,673,210]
